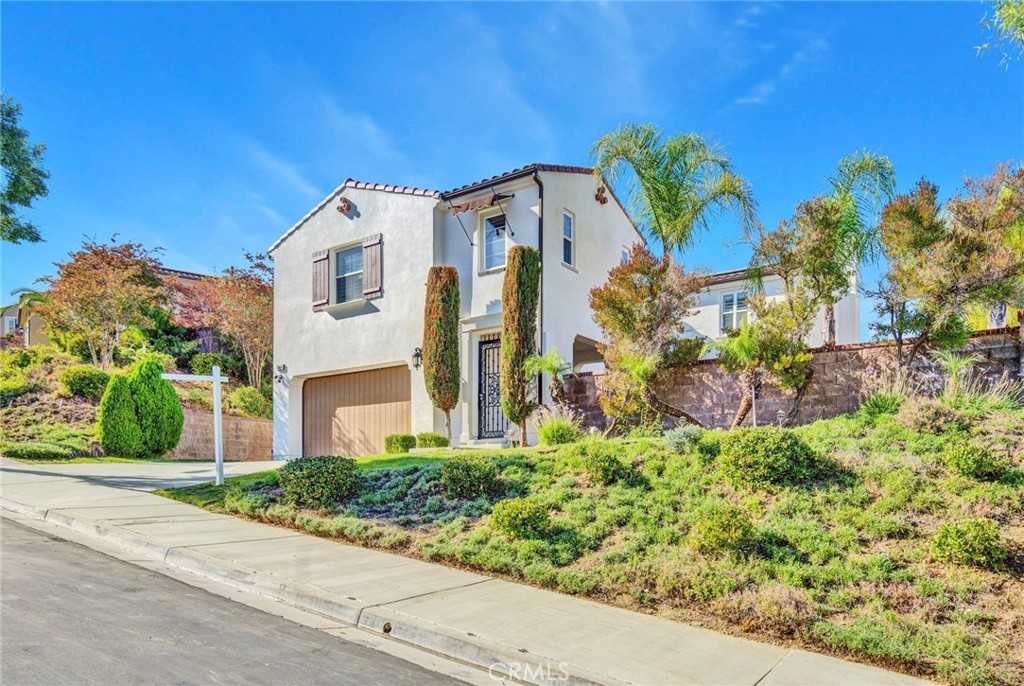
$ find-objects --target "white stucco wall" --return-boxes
[269,186,441,459]
[687,273,860,349]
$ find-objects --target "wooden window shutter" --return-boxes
[362,234,383,299]
[312,249,329,311]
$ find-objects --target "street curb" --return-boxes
[1,496,615,686]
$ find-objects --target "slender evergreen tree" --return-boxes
[423,266,461,441]
[500,246,541,446]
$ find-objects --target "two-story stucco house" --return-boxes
[268,164,642,458]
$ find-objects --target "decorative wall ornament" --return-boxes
[336,197,353,213]
[595,186,609,205]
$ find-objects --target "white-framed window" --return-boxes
[721,291,749,332]
[562,211,575,266]
[334,244,364,304]
[483,214,507,271]
[620,247,629,265]
[4,317,16,334]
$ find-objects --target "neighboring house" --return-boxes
[684,268,859,351]
[1,305,51,348]
[269,163,641,458]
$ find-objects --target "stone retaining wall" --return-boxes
[168,409,273,461]
[563,328,1022,430]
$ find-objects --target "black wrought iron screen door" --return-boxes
[478,338,509,439]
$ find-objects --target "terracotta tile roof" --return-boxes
[268,164,641,254]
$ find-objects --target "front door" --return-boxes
[477,338,509,439]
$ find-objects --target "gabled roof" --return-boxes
[267,163,642,255]
[704,267,777,287]
[267,178,440,255]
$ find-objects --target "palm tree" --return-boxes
[3,287,48,329]
[618,350,704,427]
[590,123,758,256]
[523,347,573,409]
[818,151,897,345]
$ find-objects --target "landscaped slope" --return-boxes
[160,406,1023,686]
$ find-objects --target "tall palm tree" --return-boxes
[590,123,758,256]
[819,151,897,345]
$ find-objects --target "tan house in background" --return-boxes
[1,305,50,348]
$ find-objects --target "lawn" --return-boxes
[157,404,1023,686]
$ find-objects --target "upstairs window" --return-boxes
[562,211,575,266]
[4,317,16,334]
[484,215,507,270]
[620,247,629,265]
[721,291,749,332]
[335,245,364,304]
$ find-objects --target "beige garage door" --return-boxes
[302,366,411,457]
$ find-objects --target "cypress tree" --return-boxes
[423,266,461,441]
[97,375,143,457]
[500,246,541,446]
[129,356,184,456]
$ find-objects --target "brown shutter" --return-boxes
[362,234,383,300]
[312,249,329,311]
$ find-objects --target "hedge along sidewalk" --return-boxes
[0,458,930,686]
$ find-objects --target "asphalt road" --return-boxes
[1,518,463,686]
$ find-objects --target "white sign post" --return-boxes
[162,365,229,485]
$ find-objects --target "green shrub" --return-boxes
[279,455,361,509]
[931,519,1008,569]
[60,365,110,399]
[537,417,582,445]
[0,372,39,405]
[189,352,242,378]
[1,441,73,460]
[895,397,968,434]
[97,375,144,457]
[416,432,449,449]
[690,504,756,554]
[719,426,820,489]
[858,393,904,421]
[696,430,723,462]
[384,433,416,454]
[2,346,57,370]
[229,386,271,418]
[129,356,184,456]
[441,454,499,499]
[491,497,550,539]
[664,425,704,454]
[576,440,630,485]
[941,443,1007,480]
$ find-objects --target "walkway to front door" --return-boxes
[477,337,509,439]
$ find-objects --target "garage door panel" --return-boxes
[303,366,411,457]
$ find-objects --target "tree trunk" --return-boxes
[823,304,837,348]
[638,385,705,427]
[782,367,814,428]
[603,387,631,438]
[730,369,759,429]
[444,411,452,442]
[1018,312,1024,383]
[550,377,568,410]
[519,419,529,447]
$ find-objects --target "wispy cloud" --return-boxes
[318,95,418,182]
[734,37,829,106]
[244,140,321,199]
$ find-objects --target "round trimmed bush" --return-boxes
[491,497,550,539]
[441,454,499,499]
[229,386,271,418]
[279,455,361,509]
[417,432,449,449]
[941,443,1007,480]
[60,365,110,399]
[384,433,416,454]
[664,425,704,454]
[566,440,630,485]
[719,426,819,489]
[932,519,1008,569]
[98,375,144,457]
[129,356,184,457]
[537,417,582,446]
[689,504,756,554]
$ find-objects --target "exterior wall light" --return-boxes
[412,347,423,370]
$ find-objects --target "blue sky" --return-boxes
[2,1,1021,340]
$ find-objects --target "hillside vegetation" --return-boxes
[162,394,1024,686]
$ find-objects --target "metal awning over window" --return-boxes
[449,192,514,216]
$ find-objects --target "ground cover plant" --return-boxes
[160,401,1024,686]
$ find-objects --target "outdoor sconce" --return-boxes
[274,363,288,384]
[776,410,786,426]
[412,347,423,370]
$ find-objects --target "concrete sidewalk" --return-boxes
[1,458,930,686]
